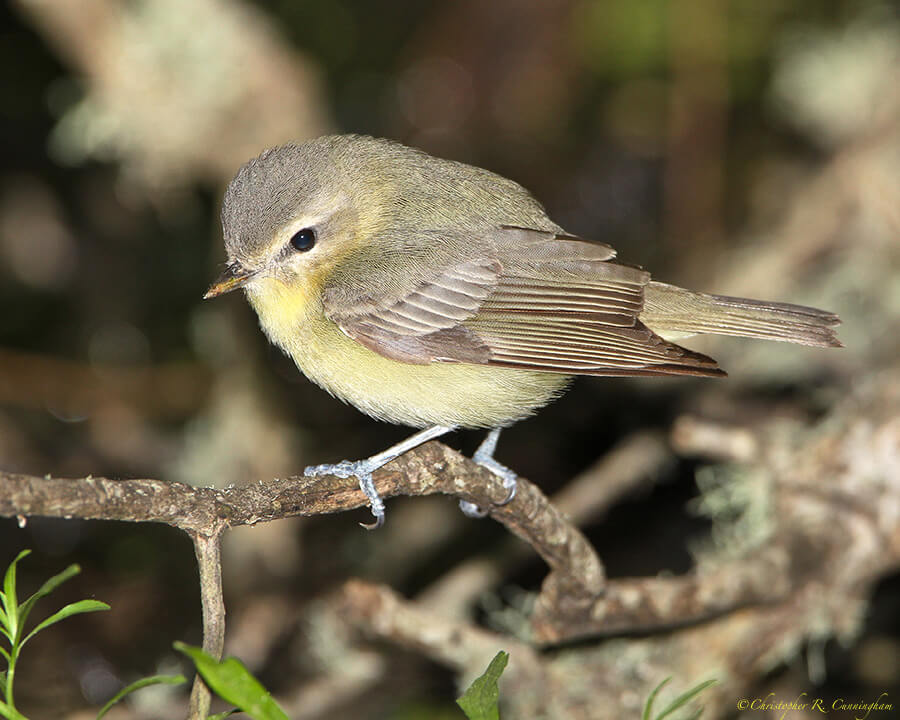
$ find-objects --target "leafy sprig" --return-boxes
[1,550,184,720]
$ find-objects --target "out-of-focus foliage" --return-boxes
[641,676,717,720]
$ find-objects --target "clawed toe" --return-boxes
[460,459,518,519]
[497,474,517,505]
[305,460,361,478]
[461,427,519,519]
[304,460,384,529]
[474,457,518,506]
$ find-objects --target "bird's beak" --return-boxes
[203,262,256,299]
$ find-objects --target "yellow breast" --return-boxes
[245,275,569,429]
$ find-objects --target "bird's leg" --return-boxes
[305,425,455,529]
[459,427,518,518]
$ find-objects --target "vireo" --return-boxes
[205,135,841,527]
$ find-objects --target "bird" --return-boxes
[205,134,841,528]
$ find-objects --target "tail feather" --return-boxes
[641,282,843,349]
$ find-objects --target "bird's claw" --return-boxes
[460,455,518,518]
[304,460,385,529]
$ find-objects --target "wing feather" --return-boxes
[325,226,724,377]
[470,317,722,376]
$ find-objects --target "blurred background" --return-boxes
[1,0,898,717]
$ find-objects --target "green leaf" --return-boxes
[654,679,716,720]
[20,600,109,649]
[175,643,288,720]
[95,674,186,720]
[16,564,81,641]
[1,551,30,643]
[206,711,239,720]
[455,651,508,720]
[643,677,671,720]
[0,698,28,720]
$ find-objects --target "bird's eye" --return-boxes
[289,228,316,252]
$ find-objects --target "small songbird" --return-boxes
[205,135,841,527]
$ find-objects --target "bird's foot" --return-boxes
[303,425,456,530]
[459,428,518,518]
[305,459,385,529]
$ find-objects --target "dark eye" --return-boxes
[289,228,316,252]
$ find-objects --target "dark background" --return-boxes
[1,0,898,717]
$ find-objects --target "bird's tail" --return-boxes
[641,282,843,348]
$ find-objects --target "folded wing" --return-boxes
[324,227,724,378]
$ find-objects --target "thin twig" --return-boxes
[338,580,546,694]
[670,415,758,462]
[188,525,227,719]
[0,348,210,419]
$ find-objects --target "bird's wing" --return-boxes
[323,226,724,377]
[323,255,501,364]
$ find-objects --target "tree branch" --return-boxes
[0,441,605,607]
[531,546,789,643]
[417,431,671,617]
[337,580,547,705]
